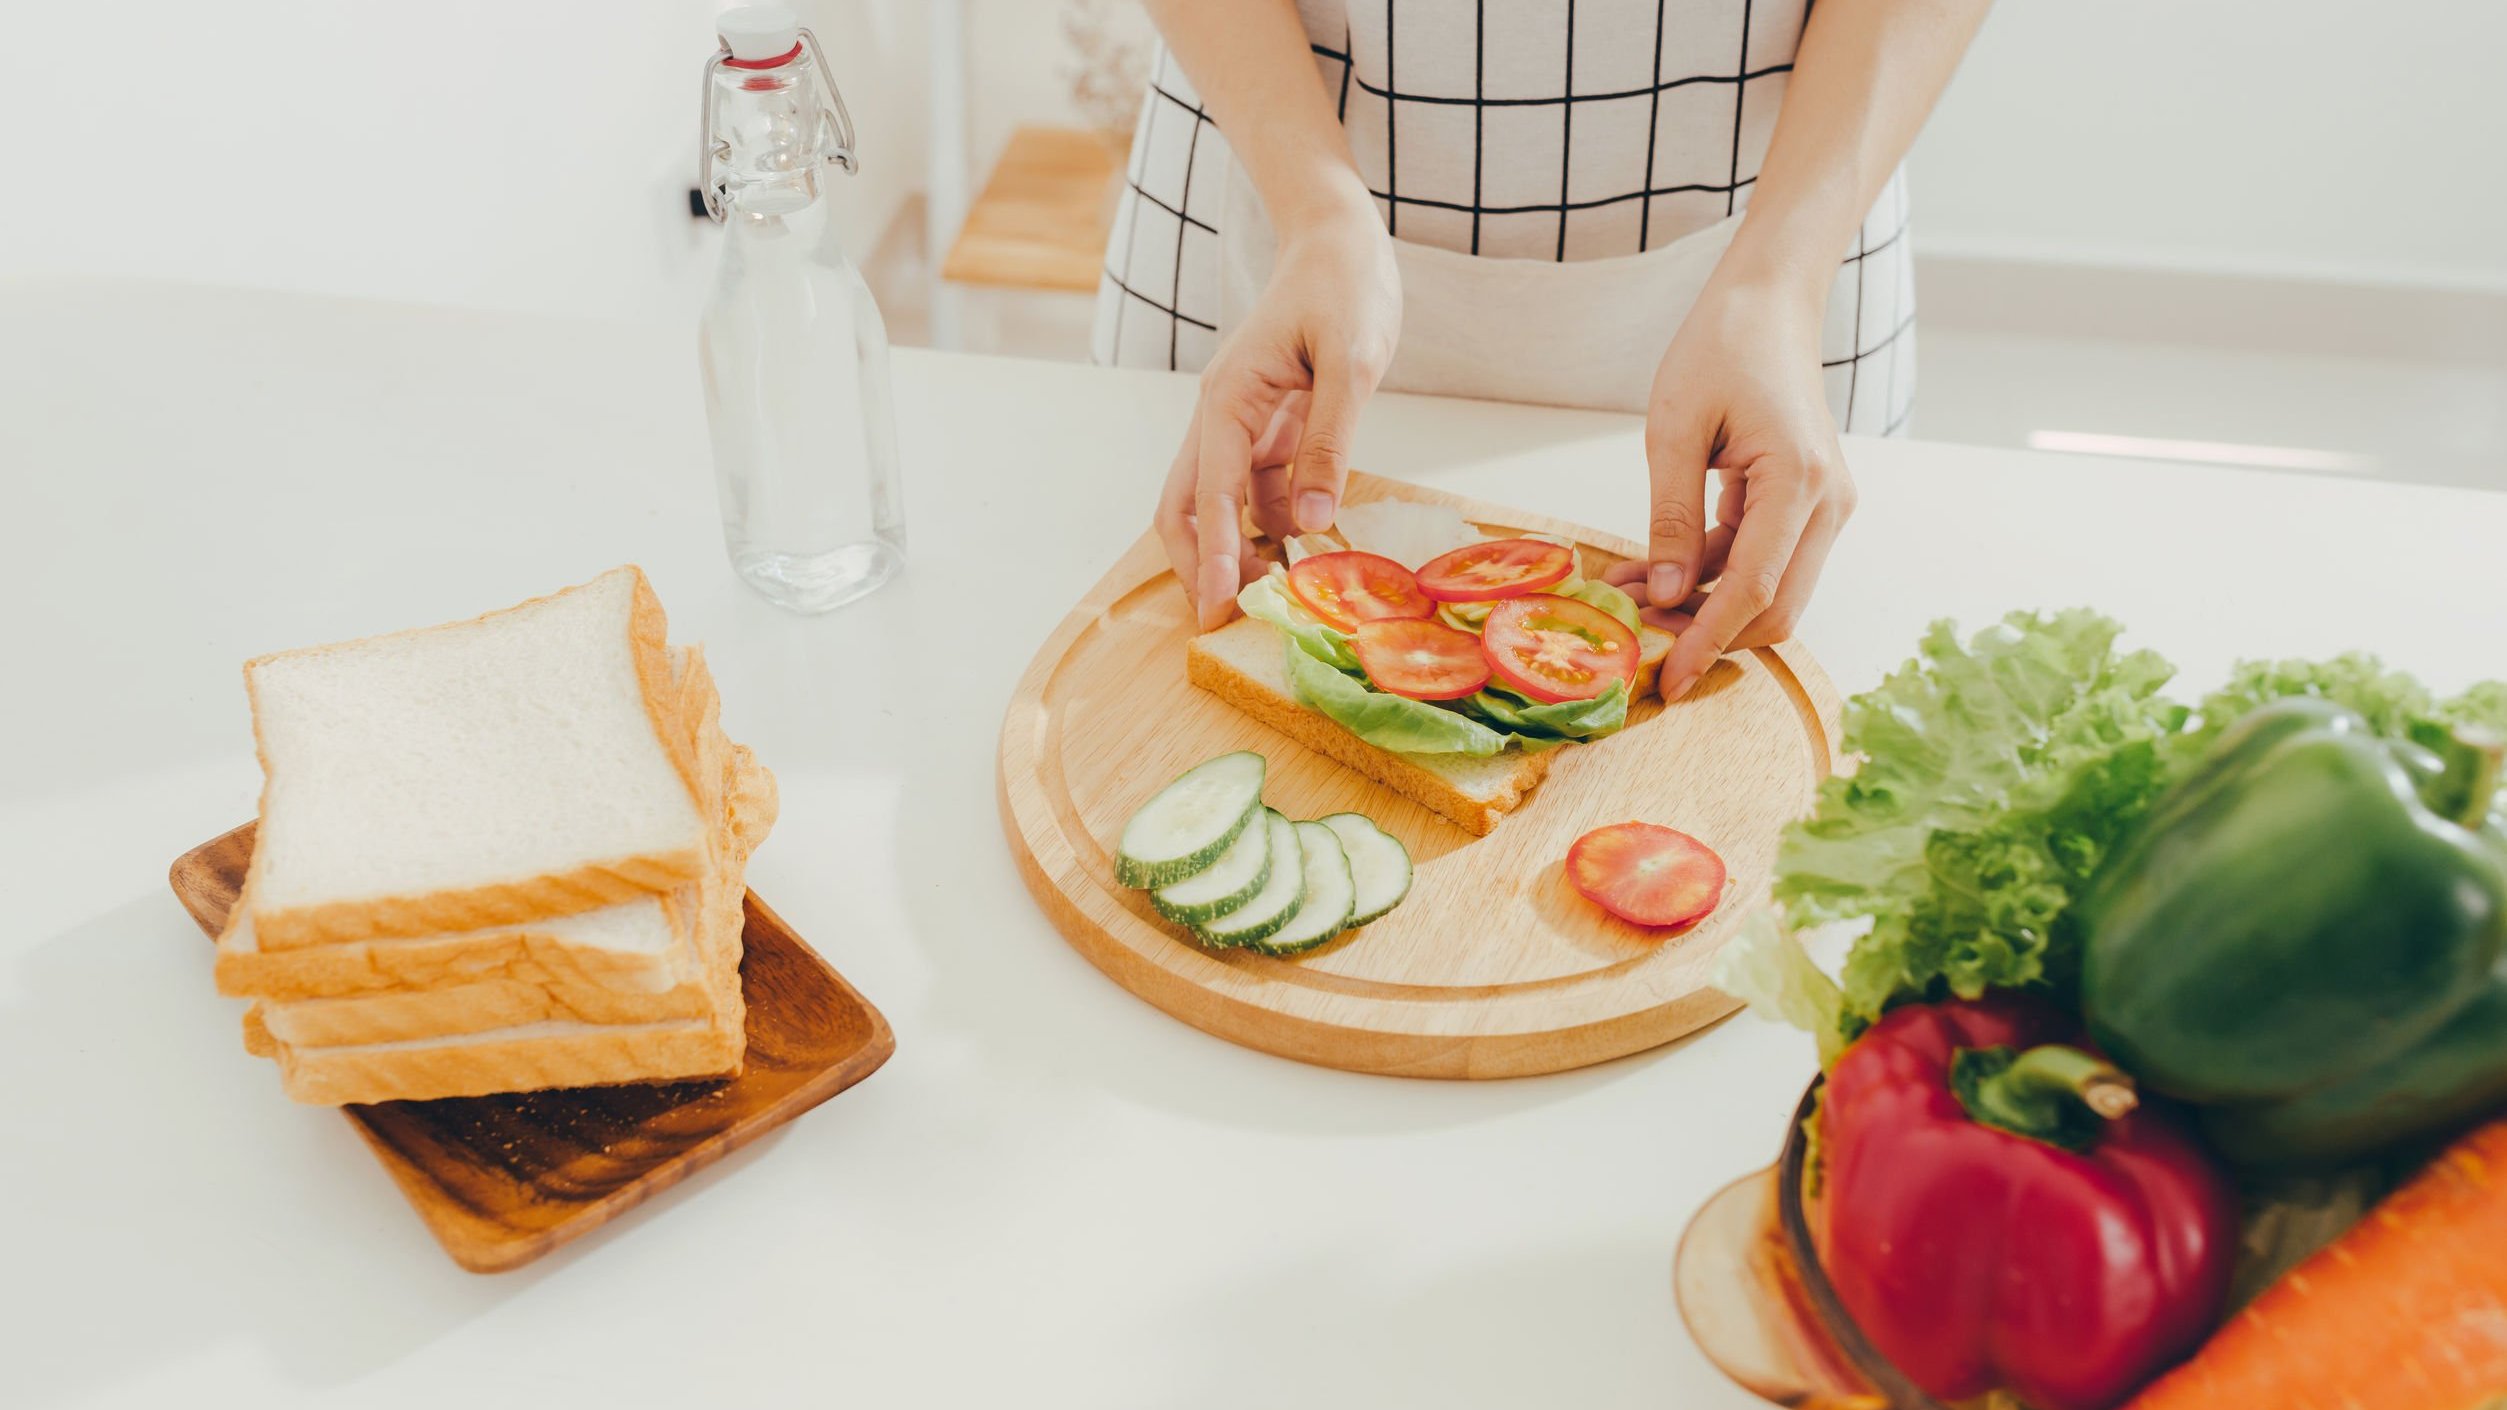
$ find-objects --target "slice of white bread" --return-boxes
[1186,616,1672,836]
[245,1012,743,1106]
[244,743,772,1045]
[244,861,750,1104]
[241,566,711,950]
[212,648,771,1000]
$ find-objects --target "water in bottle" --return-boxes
[697,7,903,613]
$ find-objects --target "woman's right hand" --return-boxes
[1155,195,1402,630]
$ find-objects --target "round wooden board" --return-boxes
[998,474,1843,1079]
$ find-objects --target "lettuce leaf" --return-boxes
[1775,611,2188,1038]
[1237,571,1361,672]
[1462,680,1628,741]
[2184,652,2439,755]
[2443,680,2507,735]
[1284,643,1509,756]
[1561,578,1641,635]
[1711,909,1848,1066]
[1756,611,2507,1057]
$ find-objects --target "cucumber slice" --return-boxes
[1114,751,1266,888]
[1248,821,1358,956]
[1195,810,1304,947]
[1152,806,1273,924]
[1318,813,1413,927]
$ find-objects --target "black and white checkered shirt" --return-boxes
[1094,0,1915,436]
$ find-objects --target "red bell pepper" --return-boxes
[1811,996,2239,1410]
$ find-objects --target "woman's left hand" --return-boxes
[1603,275,1857,701]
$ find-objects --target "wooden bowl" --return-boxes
[1672,1081,1953,1410]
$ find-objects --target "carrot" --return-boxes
[2124,1119,2507,1410]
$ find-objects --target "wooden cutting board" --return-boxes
[171,823,894,1272]
[998,473,1842,1079]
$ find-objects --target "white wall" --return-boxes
[0,0,929,322]
[1910,0,2507,292]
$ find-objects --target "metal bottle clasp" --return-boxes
[698,27,859,224]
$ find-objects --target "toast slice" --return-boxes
[1186,615,1672,836]
[213,649,772,1000]
[241,566,712,950]
[246,866,749,1104]
[245,1011,743,1105]
[247,1011,742,1105]
[242,745,770,1044]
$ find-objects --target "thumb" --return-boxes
[1289,357,1372,533]
[1643,405,1715,608]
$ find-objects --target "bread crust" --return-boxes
[249,853,716,951]
[249,803,756,1045]
[253,855,751,1104]
[257,968,714,1046]
[215,891,696,999]
[266,1014,745,1106]
[244,566,713,950]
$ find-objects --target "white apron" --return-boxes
[1216,157,1744,416]
[1095,6,1916,433]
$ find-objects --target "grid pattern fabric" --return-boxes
[1093,0,1914,436]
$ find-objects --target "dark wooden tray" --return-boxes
[170,822,895,1273]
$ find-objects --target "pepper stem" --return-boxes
[1952,1044,2138,1151]
[2452,730,2503,830]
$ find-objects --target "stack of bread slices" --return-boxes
[213,566,775,1105]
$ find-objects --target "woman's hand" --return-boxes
[1155,196,1402,630]
[1604,275,1857,700]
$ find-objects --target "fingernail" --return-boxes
[1664,668,1700,702]
[1649,564,1685,607]
[1295,491,1334,533]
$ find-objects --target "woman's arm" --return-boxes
[1143,0,1402,629]
[1624,0,1993,698]
[1138,0,1372,244]
[1728,0,1993,296]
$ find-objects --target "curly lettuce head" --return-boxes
[1730,615,2507,1056]
[1769,610,2188,1039]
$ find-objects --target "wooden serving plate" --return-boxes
[999,472,1842,1079]
[170,823,895,1272]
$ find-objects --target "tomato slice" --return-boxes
[1351,618,1492,701]
[1567,823,1727,929]
[1479,593,1640,704]
[1414,538,1576,603]
[1287,551,1436,632]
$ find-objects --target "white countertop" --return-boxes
[5,279,2504,1410]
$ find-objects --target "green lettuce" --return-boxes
[1461,680,1628,742]
[1237,571,1361,672]
[2184,652,2443,755]
[1774,611,2188,1038]
[1711,909,1848,1066]
[1758,613,2507,1056]
[1284,643,1508,756]
[2442,680,2507,734]
[1561,579,1641,635]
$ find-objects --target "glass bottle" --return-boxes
[697,7,903,613]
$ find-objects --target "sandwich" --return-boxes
[1186,496,1672,836]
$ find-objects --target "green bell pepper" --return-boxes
[2079,697,2507,1169]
